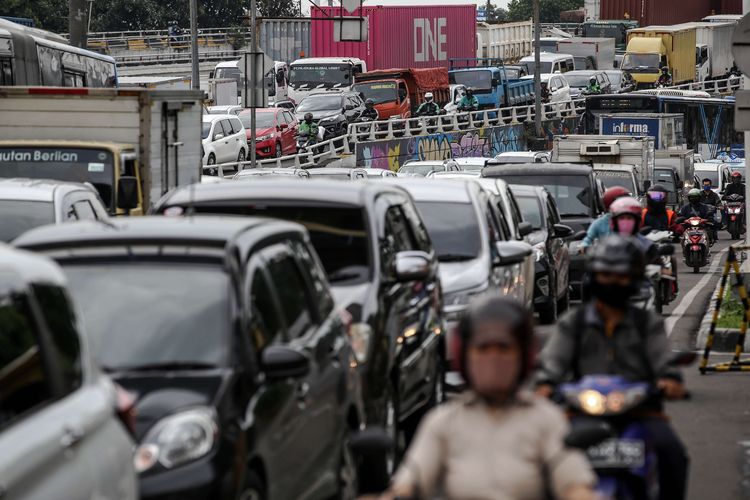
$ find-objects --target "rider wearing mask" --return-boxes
[610,196,658,261]
[724,171,745,197]
[658,66,673,86]
[587,76,601,94]
[680,188,717,243]
[581,186,630,249]
[298,112,319,139]
[388,297,596,500]
[536,235,689,500]
[416,92,440,116]
[700,178,721,206]
[458,88,479,112]
[361,98,379,121]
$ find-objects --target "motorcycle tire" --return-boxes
[654,289,663,314]
[693,266,700,274]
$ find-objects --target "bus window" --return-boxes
[0,58,12,85]
[63,70,85,87]
[37,44,62,86]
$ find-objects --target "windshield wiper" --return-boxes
[103,361,218,373]
[438,254,475,262]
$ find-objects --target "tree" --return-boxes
[258,0,298,18]
[0,0,68,32]
[488,7,508,23]
[507,0,583,23]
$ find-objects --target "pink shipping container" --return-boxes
[599,0,713,26]
[717,0,741,14]
[311,5,476,70]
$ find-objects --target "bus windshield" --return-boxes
[0,147,115,208]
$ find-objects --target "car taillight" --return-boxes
[115,383,137,436]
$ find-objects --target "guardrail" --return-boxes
[116,49,243,66]
[662,76,743,95]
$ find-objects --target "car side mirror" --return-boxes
[208,71,215,79]
[564,422,613,450]
[394,251,432,282]
[214,133,224,141]
[573,230,587,241]
[350,426,393,494]
[554,223,574,238]
[116,175,139,211]
[261,346,310,379]
[518,221,533,238]
[657,243,674,256]
[494,241,532,266]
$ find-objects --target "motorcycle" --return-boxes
[723,193,745,240]
[295,126,325,154]
[644,231,677,314]
[680,216,711,273]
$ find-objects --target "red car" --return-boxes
[239,108,298,158]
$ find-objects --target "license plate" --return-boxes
[587,438,645,468]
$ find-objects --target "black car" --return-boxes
[295,91,365,137]
[482,162,605,300]
[15,216,364,500]
[154,179,445,456]
[510,185,572,323]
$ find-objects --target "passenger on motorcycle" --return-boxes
[361,98,379,121]
[298,112,319,138]
[457,88,479,112]
[388,297,596,500]
[679,188,717,243]
[586,77,601,94]
[700,178,721,207]
[610,196,658,261]
[724,170,745,197]
[416,92,440,116]
[536,236,689,500]
[582,186,630,250]
[657,66,672,86]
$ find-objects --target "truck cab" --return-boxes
[622,37,666,88]
[287,57,366,104]
[448,58,534,110]
[353,68,450,120]
[213,60,289,103]
[582,20,639,51]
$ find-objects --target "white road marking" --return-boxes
[666,247,728,337]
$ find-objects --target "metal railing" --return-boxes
[116,49,243,66]
[659,76,743,95]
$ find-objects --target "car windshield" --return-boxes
[654,169,677,191]
[63,264,230,371]
[415,201,481,261]
[596,170,637,193]
[499,174,593,217]
[565,74,596,88]
[696,170,719,186]
[289,64,352,89]
[354,82,399,104]
[606,72,623,85]
[504,68,522,80]
[449,70,492,91]
[515,195,544,230]
[399,164,445,176]
[202,122,212,139]
[296,95,342,112]
[0,200,54,242]
[621,53,660,72]
[240,112,276,129]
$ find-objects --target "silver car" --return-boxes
[0,246,137,499]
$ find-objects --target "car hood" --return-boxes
[330,282,371,322]
[297,109,342,121]
[113,370,229,441]
[438,257,487,294]
[253,126,275,137]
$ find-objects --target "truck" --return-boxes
[551,134,655,193]
[353,67,450,119]
[674,21,735,81]
[213,59,290,104]
[448,58,534,110]
[656,148,695,189]
[581,20,640,51]
[624,26,697,88]
[556,37,616,70]
[599,113,685,149]
[476,20,533,62]
[0,86,202,214]
[287,57,367,104]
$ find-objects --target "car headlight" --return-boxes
[320,114,343,124]
[134,407,218,473]
[348,322,372,364]
[256,134,273,141]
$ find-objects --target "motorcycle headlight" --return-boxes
[578,390,606,415]
[134,407,218,473]
[256,134,273,141]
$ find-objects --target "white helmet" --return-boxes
[425,92,434,101]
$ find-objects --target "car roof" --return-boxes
[158,178,408,208]
[566,70,603,76]
[483,162,593,177]
[380,178,476,203]
[496,151,543,157]
[521,52,573,62]
[452,157,487,165]
[400,160,448,167]
[234,168,305,177]
[203,114,237,122]
[0,178,92,202]
[307,167,365,175]
[474,177,511,195]
[13,216,305,253]
[0,244,68,289]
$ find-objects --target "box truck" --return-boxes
[353,67,450,119]
[624,26,697,87]
[556,37,616,69]
[599,113,685,149]
[674,21,735,81]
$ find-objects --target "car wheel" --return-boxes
[275,142,282,158]
[237,148,246,163]
[207,153,216,165]
[237,470,265,500]
[337,437,358,500]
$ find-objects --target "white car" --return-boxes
[0,245,138,499]
[201,114,248,167]
[494,151,551,164]
[519,53,575,76]
[522,74,572,105]
[206,105,243,115]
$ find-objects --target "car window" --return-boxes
[382,205,416,272]
[266,252,314,338]
[285,111,296,124]
[547,195,562,224]
[72,200,97,220]
[213,122,225,141]
[231,118,243,134]
[401,201,433,254]
[292,239,334,319]
[0,291,54,430]
[248,269,283,350]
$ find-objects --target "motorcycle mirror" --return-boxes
[564,422,613,450]
[669,351,697,367]
[349,426,393,494]
[657,243,674,256]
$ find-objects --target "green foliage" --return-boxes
[507,0,583,23]
[717,286,749,329]
[258,0,299,18]
[487,7,509,24]
[0,0,69,32]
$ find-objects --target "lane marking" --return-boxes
[666,247,728,337]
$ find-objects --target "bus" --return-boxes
[583,93,741,159]
[0,18,117,87]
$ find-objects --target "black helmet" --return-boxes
[662,66,669,73]
[646,184,668,210]
[365,98,374,107]
[304,112,313,122]
[590,76,597,83]
[586,235,645,279]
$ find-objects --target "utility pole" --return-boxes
[249,0,258,167]
[744,0,750,249]
[189,0,199,90]
[532,0,543,144]
[68,0,88,48]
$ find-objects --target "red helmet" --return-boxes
[603,186,631,210]
[732,171,742,179]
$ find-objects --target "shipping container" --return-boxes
[310,5,476,70]
[584,0,601,21]
[259,18,311,63]
[600,0,713,26]
[476,20,533,62]
[718,0,742,14]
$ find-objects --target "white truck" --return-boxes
[476,20,533,62]
[0,86,203,213]
[674,22,735,81]
[287,57,367,103]
[556,37,616,70]
[213,59,290,104]
[552,134,655,193]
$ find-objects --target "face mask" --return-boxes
[703,185,711,191]
[590,280,634,309]
[615,217,637,236]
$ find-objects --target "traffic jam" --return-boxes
[1,1,750,499]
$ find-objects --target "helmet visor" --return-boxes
[647,191,667,202]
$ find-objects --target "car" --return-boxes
[519,53,575,76]
[201,114,248,168]
[482,162,605,300]
[0,178,109,242]
[233,167,310,179]
[452,157,488,172]
[0,245,138,500]
[360,167,397,178]
[153,179,446,460]
[510,185,572,323]
[654,164,685,210]
[15,216,364,500]
[564,70,612,98]
[206,105,243,116]
[384,178,533,385]
[522,74,572,105]
[239,107,298,158]
[502,65,528,79]
[270,100,296,111]
[475,177,534,242]
[604,70,636,93]
[494,151,551,164]
[427,171,481,179]
[397,159,461,177]
[694,162,722,196]
[294,91,365,138]
[307,167,369,180]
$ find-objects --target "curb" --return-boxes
[696,278,750,352]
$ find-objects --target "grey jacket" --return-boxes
[537,304,681,386]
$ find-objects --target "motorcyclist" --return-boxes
[642,184,681,233]
[298,112,319,142]
[458,88,479,112]
[581,186,630,249]
[540,81,551,103]
[680,188,718,244]
[361,98,379,121]
[387,297,596,500]
[700,178,721,207]
[586,76,601,94]
[724,170,745,198]
[657,66,673,86]
[536,235,689,500]
[610,196,658,261]
[416,92,440,116]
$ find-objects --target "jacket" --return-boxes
[361,107,379,120]
[582,214,611,247]
[678,202,713,220]
[724,182,746,197]
[298,120,318,136]
[416,101,440,116]
[701,189,721,206]
[458,95,479,110]
[642,208,676,232]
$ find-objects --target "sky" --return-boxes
[305,0,512,14]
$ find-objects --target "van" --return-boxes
[520,53,575,76]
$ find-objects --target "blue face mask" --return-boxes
[703,185,712,191]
